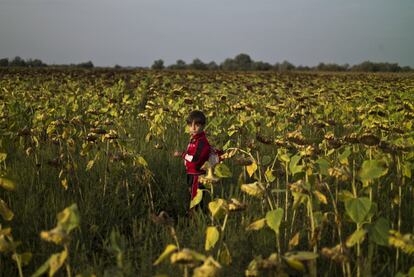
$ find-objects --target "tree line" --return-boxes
[1,55,413,72]
[152,54,413,72]
[0,56,94,68]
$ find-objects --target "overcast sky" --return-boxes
[0,0,413,67]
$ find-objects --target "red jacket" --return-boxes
[181,131,210,175]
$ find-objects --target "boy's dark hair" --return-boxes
[186,110,206,126]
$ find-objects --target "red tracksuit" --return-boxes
[181,131,210,200]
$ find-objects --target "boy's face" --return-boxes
[188,121,204,135]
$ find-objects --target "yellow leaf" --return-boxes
[284,251,319,261]
[313,190,328,205]
[0,153,7,163]
[136,156,148,167]
[193,256,221,277]
[0,177,16,191]
[246,218,266,231]
[86,160,94,171]
[289,232,300,249]
[219,243,232,266]
[41,204,80,245]
[0,231,20,252]
[32,250,68,277]
[285,258,305,272]
[61,178,68,190]
[208,199,228,219]
[49,250,68,276]
[153,244,177,265]
[240,182,264,198]
[0,199,14,221]
[40,227,68,245]
[12,252,32,266]
[228,198,246,212]
[0,227,11,236]
[170,248,206,264]
[346,228,366,248]
[190,189,203,209]
[56,204,80,233]
[246,162,258,177]
[205,226,220,251]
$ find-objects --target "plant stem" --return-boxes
[103,139,110,196]
[352,145,357,197]
[356,223,361,277]
[64,244,72,277]
[13,252,24,277]
[284,161,289,244]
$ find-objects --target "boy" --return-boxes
[174,110,210,209]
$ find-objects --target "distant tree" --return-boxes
[151,59,165,70]
[114,64,122,69]
[351,61,373,72]
[0,58,8,67]
[168,59,187,70]
[350,61,403,72]
[78,61,94,68]
[252,61,272,71]
[26,59,47,67]
[190,58,207,70]
[220,58,237,70]
[316,62,348,71]
[234,53,253,70]
[176,59,187,69]
[274,60,295,71]
[207,61,219,70]
[9,56,26,67]
[380,63,400,72]
[296,65,311,71]
[401,66,413,72]
[220,53,254,70]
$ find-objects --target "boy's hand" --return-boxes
[173,151,182,157]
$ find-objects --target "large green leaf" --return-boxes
[345,197,372,224]
[262,155,272,166]
[316,158,330,176]
[289,154,303,176]
[265,208,283,235]
[409,266,414,277]
[358,160,388,187]
[214,163,232,178]
[338,146,351,165]
[368,217,390,246]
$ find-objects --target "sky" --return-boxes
[0,0,413,67]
